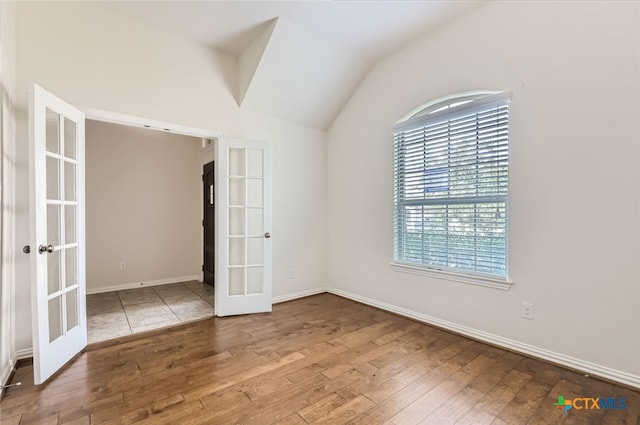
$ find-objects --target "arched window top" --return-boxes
[396,90,506,124]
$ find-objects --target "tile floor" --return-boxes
[87,280,214,344]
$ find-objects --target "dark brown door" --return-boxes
[203,161,215,286]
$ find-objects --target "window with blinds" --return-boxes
[392,92,510,280]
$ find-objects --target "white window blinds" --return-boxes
[393,93,510,279]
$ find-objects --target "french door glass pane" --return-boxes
[46,108,59,154]
[47,251,61,296]
[46,157,59,200]
[48,296,63,342]
[47,205,60,246]
[66,289,78,331]
[64,162,76,201]
[247,209,263,236]
[63,117,76,160]
[246,179,263,208]
[65,247,77,288]
[229,177,244,205]
[247,238,262,265]
[229,268,244,296]
[229,208,244,236]
[229,148,245,176]
[229,238,244,266]
[246,149,263,178]
[64,206,76,244]
[247,267,263,295]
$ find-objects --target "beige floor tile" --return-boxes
[169,300,214,322]
[161,293,203,306]
[88,310,128,326]
[88,326,131,344]
[87,293,123,313]
[162,294,206,307]
[184,281,214,304]
[125,306,178,328]
[130,318,181,334]
[123,302,173,315]
[152,283,189,295]
[86,303,124,315]
[118,287,161,306]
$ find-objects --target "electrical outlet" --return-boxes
[522,302,534,320]
[119,262,126,271]
[287,269,295,279]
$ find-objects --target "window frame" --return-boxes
[390,91,512,290]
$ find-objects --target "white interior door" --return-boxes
[215,138,272,316]
[29,84,86,384]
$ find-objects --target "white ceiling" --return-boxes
[100,1,482,63]
[99,1,484,129]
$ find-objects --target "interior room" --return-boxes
[85,120,214,343]
[1,1,639,424]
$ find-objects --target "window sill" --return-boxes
[389,262,513,290]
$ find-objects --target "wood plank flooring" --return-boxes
[1,294,638,424]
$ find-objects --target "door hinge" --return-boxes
[202,265,204,272]
[202,219,204,226]
[202,175,204,181]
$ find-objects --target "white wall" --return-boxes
[86,120,202,292]
[0,0,16,385]
[14,2,328,352]
[327,1,640,383]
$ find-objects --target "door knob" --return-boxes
[23,245,31,254]
[264,232,271,239]
[38,244,54,254]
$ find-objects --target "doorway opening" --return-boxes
[84,119,216,344]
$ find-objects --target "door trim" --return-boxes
[78,107,223,140]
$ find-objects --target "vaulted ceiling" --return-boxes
[99,1,483,129]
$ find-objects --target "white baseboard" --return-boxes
[327,287,640,390]
[273,287,326,304]
[15,348,32,360]
[86,275,201,295]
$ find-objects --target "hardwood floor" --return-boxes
[1,294,638,424]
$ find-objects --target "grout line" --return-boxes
[86,292,132,344]
[151,285,182,323]
[181,281,215,317]
[117,290,134,337]
[184,280,215,307]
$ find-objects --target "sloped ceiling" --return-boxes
[238,17,368,129]
[99,1,484,129]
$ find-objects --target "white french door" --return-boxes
[215,138,272,316]
[29,85,86,384]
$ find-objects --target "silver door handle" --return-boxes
[264,232,271,239]
[38,244,54,254]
